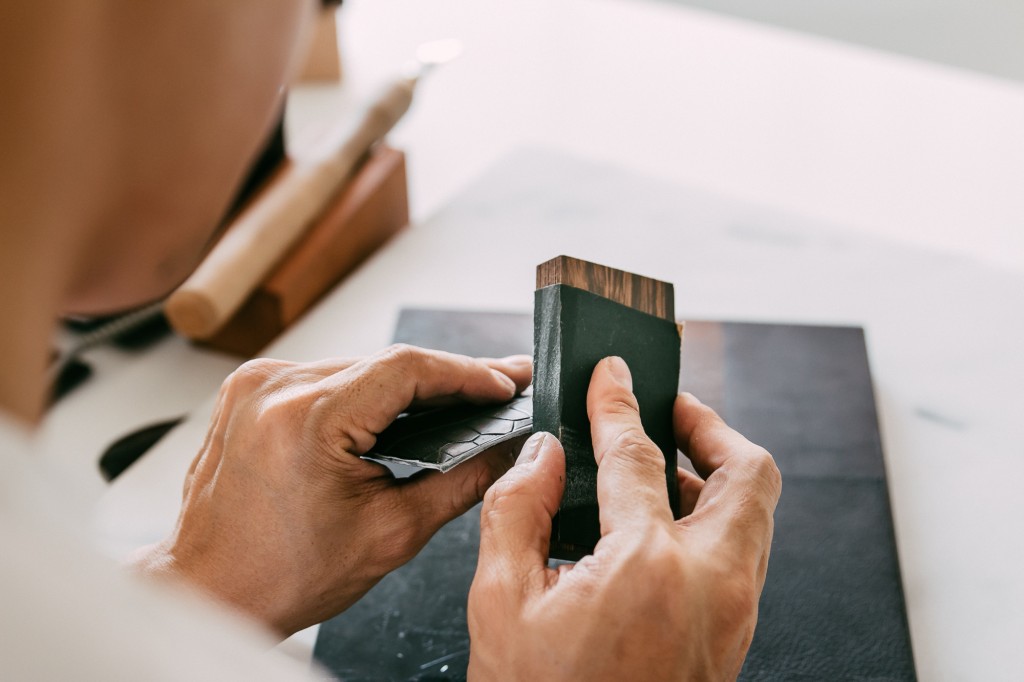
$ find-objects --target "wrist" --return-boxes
[128,538,297,639]
[127,539,183,583]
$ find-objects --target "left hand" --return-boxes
[132,345,532,636]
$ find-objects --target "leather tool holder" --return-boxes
[200,145,408,357]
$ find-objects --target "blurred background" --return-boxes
[660,0,1024,82]
[309,0,1024,269]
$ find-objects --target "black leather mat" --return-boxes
[313,310,916,680]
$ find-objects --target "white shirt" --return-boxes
[0,415,322,680]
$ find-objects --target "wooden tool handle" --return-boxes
[165,78,416,339]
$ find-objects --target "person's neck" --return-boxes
[0,5,108,425]
[0,236,67,425]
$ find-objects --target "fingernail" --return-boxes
[491,369,517,394]
[606,356,633,390]
[517,432,548,466]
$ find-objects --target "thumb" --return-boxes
[477,432,566,589]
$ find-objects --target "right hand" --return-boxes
[134,345,531,637]
[467,356,782,681]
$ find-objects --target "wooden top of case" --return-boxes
[536,255,675,322]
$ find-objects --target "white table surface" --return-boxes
[34,0,1024,678]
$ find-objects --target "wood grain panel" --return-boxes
[536,255,674,321]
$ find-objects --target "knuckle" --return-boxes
[380,343,426,368]
[610,428,658,458]
[481,476,521,515]
[593,390,641,420]
[237,357,288,381]
[480,475,533,530]
[743,446,782,501]
[602,428,665,473]
[222,358,288,397]
[369,344,432,390]
[301,399,367,457]
[648,545,688,587]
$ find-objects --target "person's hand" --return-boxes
[133,345,532,636]
[468,356,781,681]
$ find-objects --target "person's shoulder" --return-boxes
[0,412,31,456]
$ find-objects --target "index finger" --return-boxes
[320,344,523,454]
[673,392,781,545]
[587,357,674,535]
[405,355,532,410]
[674,392,779,484]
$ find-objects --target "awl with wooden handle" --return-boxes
[165,40,463,340]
